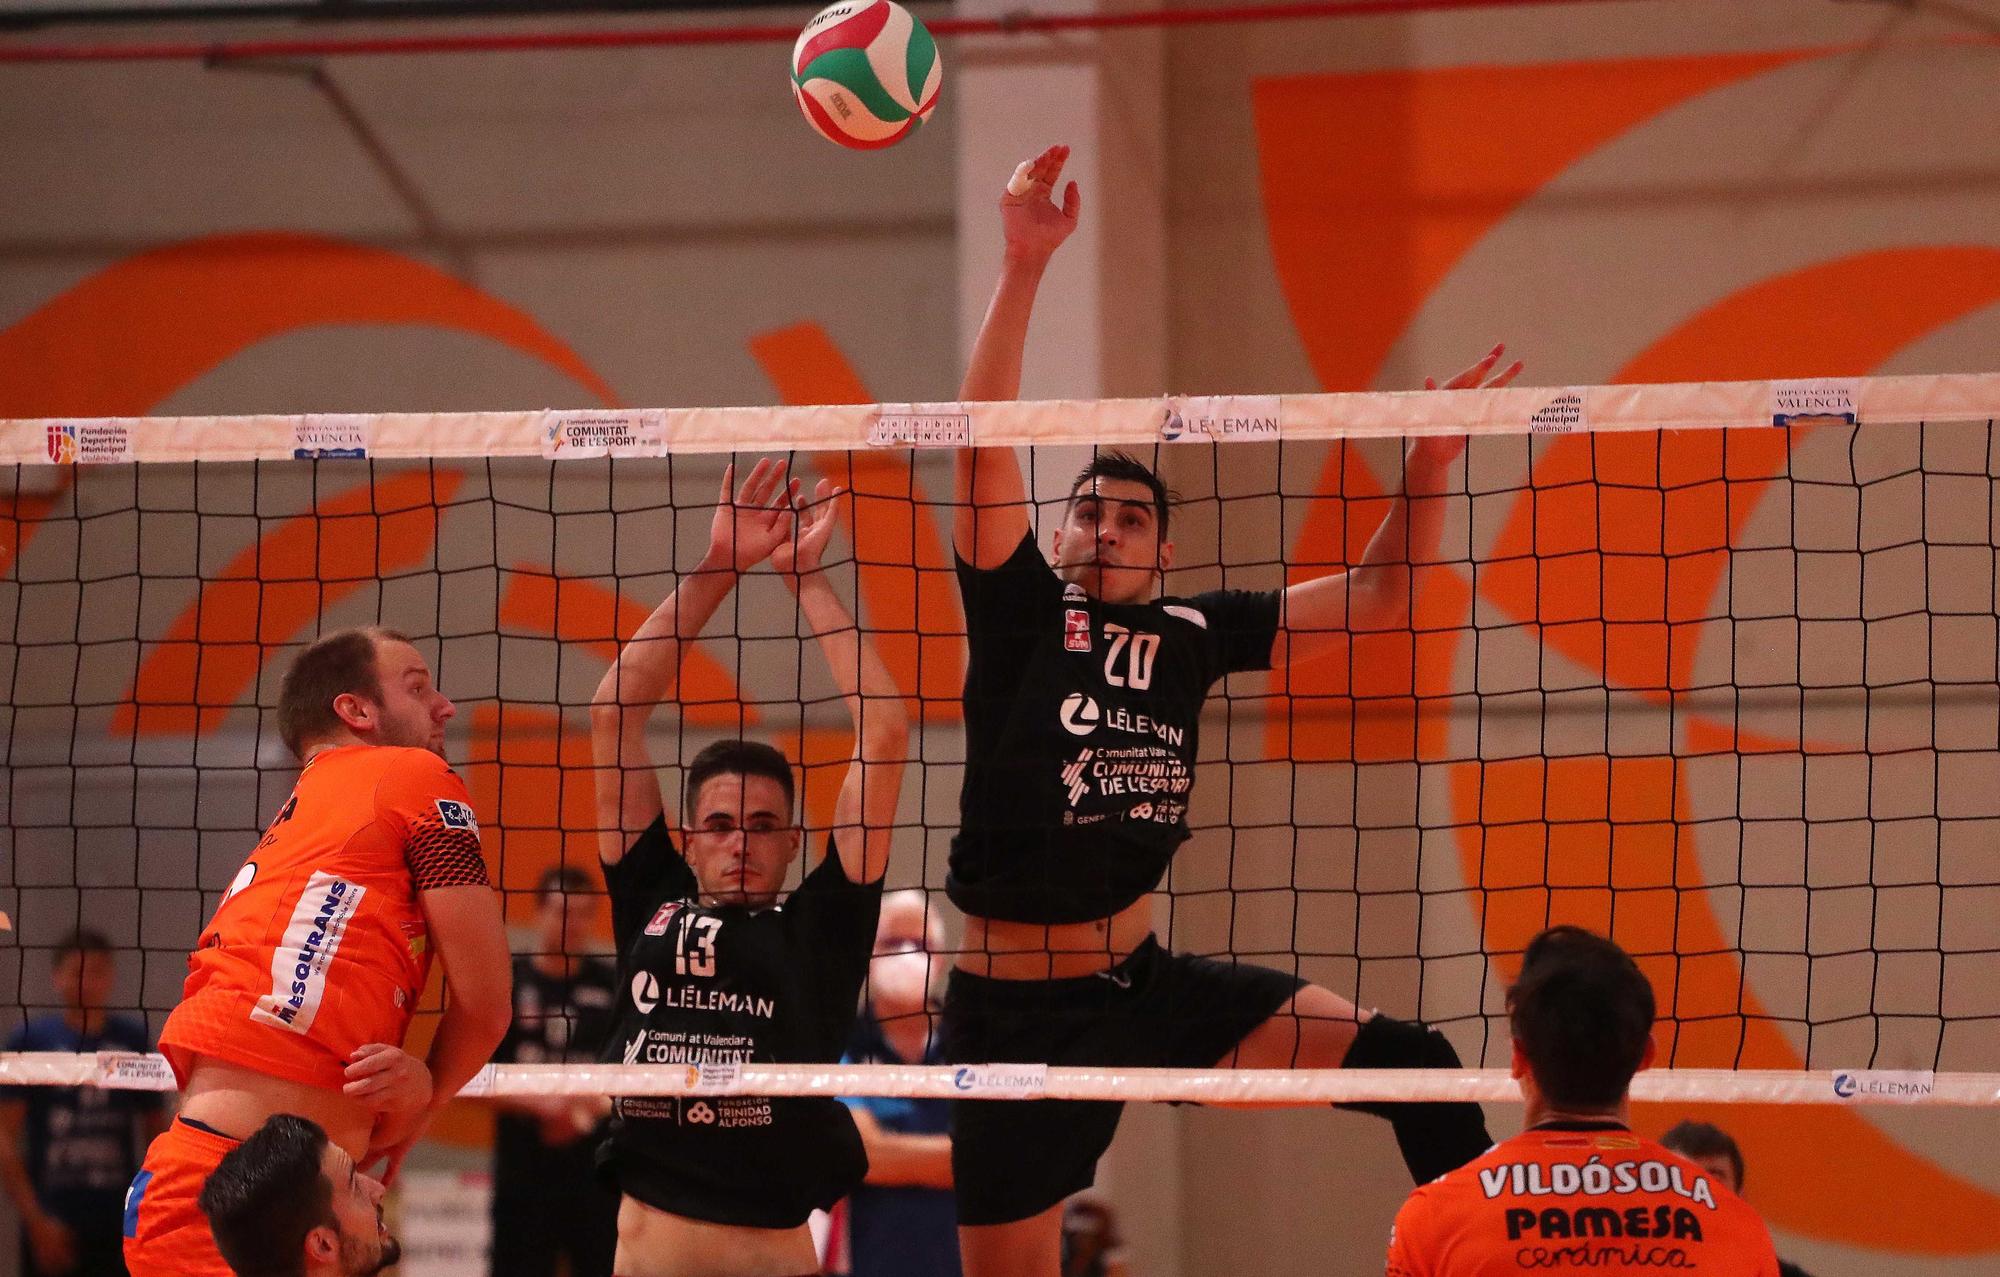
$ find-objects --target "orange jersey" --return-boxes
[1387,1122,1781,1277]
[158,745,488,1092]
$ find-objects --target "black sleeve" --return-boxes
[787,836,885,1030]
[956,532,1062,654]
[602,816,696,953]
[1185,587,1282,675]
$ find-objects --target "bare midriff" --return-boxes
[177,1055,375,1156]
[613,1196,817,1277]
[955,896,1155,980]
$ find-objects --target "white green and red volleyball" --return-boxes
[791,0,942,151]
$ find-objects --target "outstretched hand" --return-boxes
[772,477,845,579]
[1001,144,1081,264]
[1407,343,1525,485]
[704,458,800,574]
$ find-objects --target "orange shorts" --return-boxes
[124,1117,240,1277]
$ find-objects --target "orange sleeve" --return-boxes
[1385,1187,1434,1277]
[373,751,490,890]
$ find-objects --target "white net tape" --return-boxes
[2,1053,1997,1105]
[6,372,1999,463]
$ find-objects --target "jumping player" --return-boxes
[1385,927,1781,1275]
[946,147,1522,1277]
[589,462,910,1277]
[123,627,512,1277]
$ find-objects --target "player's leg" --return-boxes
[958,1203,1066,1277]
[1220,981,1365,1070]
[1226,980,1491,1184]
[944,965,1129,1277]
[952,1095,1119,1277]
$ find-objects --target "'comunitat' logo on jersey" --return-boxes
[631,971,661,1014]
[1060,693,1101,736]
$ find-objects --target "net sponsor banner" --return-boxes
[3,1056,1999,1104]
[6,373,1998,462]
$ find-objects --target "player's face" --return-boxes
[1053,477,1173,604]
[537,885,596,951]
[684,772,801,909]
[52,949,114,1012]
[314,1143,399,1276]
[1684,1152,1740,1194]
[368,639,455,757]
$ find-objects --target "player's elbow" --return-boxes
[860,700,911,761]
[1352,567,1413,631]
[589,666,626,714]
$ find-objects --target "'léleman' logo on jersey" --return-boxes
[433,799,477,831]
[1060,693,1101,736]
[631,971,661,1014]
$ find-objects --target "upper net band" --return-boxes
[6,373,1997,461]
[5,371,1999,1106]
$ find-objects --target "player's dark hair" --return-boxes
[1507,925,1656,1111]
[536,864,594,901]
[683,739,796,820]
[1660,1120,1746,1189]
[1068,450,1174,537]
[53,927,113,962]
[198,1113,335,1277]
[276,626,413,761]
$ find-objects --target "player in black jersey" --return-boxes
[588,459,910,1277]
[946,147,1524,1277]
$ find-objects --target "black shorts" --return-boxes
[942,935,1304,1226]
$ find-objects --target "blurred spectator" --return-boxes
[832,889,957,1277]
[1661,1120,1815,1277]
[1060,1197,1129,1277]
[1,928,166,1277]
[490,866,619,1277]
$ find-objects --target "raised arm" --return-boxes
[773,480,910,884]
[955,145,1081,569]
[1274,346,1523,668]
[590,459,797,864]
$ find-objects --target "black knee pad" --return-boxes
[1341,1014,1462,1072]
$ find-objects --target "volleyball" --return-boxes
[790,0,942,150]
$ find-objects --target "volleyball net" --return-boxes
[4,372,2000,1105]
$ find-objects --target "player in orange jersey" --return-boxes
[123,627,512,1277]
[1385,926,1781,1276]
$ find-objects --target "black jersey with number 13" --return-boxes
[596,818,883,1228]
[950,533,1280,925]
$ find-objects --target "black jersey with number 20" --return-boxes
[596,818,883,1228]
[950,533,1281,925]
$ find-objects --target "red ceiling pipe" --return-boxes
[0,0,1632,63]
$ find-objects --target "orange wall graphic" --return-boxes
[1251,46,2000,1255]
